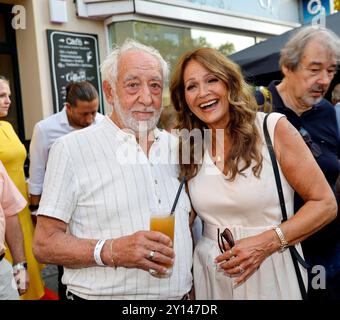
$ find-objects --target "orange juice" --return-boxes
[149,214,175,277]
[150,214,175,242]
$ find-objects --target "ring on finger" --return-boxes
[148,250,156,260]
[238,265,245,274]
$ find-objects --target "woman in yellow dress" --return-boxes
[0,76,45,300]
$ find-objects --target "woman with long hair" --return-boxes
[170,48,336,299]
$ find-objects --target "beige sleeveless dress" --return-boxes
[189,112,307,300]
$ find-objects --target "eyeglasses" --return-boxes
[299,127,322,158]
[217,228,235,253]
[300,65,338,79]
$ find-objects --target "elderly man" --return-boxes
[33,39,193,300]
[28,81,103,299]
[255,26,340,300]
[0,161,28,299]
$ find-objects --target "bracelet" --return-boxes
[94,239,106,266]
[13,262,28,273]
[110,239,117,269]
[274,227,288,252]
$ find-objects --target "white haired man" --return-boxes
[33,39,193,300]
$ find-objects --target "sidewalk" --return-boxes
[41,264,58,297]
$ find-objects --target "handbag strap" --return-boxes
[263,113,308,300]
[263,114,287,221]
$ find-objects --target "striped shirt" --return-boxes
[38,116,193,299]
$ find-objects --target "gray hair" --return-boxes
[332,83,340,102]
[100,38,169,90]
[280,26,340,71]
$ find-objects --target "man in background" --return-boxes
[255,26,340,300]
[28,81,104,299]
[332,83,340,137]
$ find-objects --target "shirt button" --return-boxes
[158,199,161,204]
[155,179,158,184]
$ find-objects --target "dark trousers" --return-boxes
[57,265,67,300]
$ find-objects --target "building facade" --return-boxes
[0,0,333,143]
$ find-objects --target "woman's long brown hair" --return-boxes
[170,47,263,181]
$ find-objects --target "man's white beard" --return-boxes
[301,84,326,107]
[113,94,163,133]
[301,95,323,107]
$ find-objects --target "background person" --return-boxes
[28,81,103,300]
[33,39,193,300]
[0,75,44,300]
[332,83,340,138]
[170,47,337,300]
[254,26,340,300]
[0,161,28,299]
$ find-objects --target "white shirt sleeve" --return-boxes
[37,139,79,223]
[28,123,50,196]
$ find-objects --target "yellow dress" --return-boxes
[0,121,45,300]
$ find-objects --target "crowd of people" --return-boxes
[0,24,340,300]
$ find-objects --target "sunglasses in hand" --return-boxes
[217,228,235,254]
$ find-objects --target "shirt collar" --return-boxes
[60,107,71,126]
[103,115,161,143]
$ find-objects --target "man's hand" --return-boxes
[103,231,175,276]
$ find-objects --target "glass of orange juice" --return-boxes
[149,212,175,278]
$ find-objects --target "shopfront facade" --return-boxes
[0,0,305,143]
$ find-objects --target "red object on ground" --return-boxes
[40,287,59,300]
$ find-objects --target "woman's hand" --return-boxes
[214,230,279,287]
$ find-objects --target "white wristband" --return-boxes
[94,239,106,266]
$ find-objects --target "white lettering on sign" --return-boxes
[66,38,83,46]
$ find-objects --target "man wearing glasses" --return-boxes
[255,26,340,300]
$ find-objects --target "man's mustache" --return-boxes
[310,84,327,93]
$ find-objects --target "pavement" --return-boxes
[41,264,58,295]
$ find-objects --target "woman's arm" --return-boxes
[274,117,337,244]
[215,117,337,286]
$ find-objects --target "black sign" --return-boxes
[47,30,103,113]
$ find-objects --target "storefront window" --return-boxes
[108,20,258,104]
